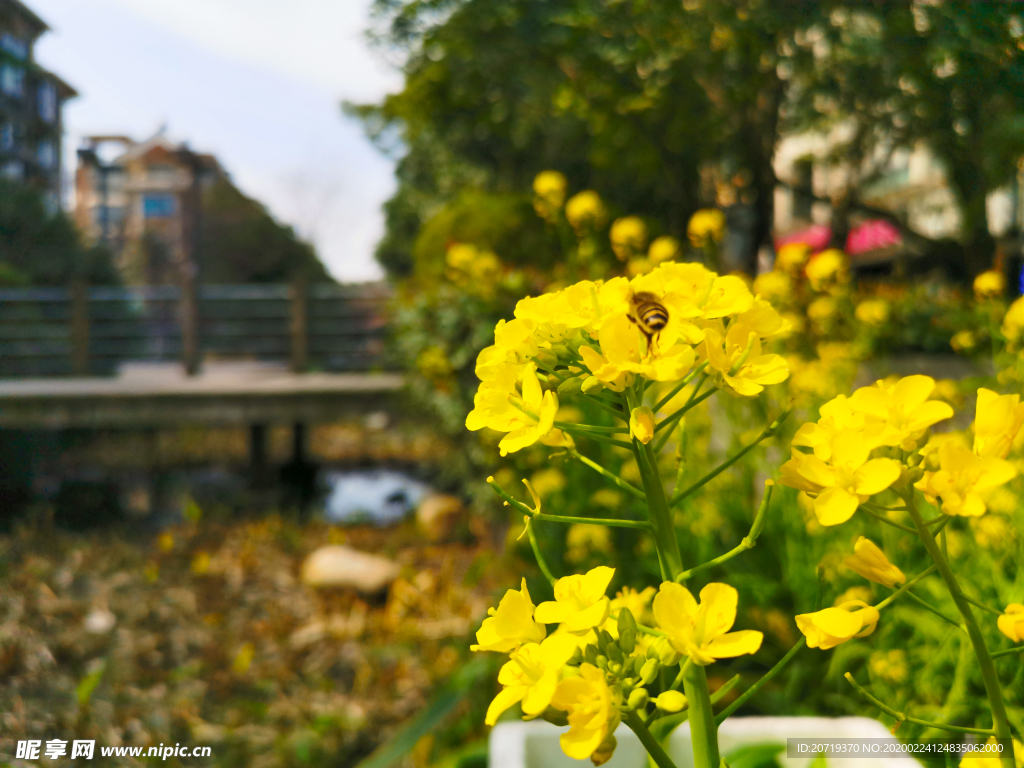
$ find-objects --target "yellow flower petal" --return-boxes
[813,486,860,526]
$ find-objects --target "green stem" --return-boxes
[682,663,720,768]
[904,589,964,631]
[844,672,995,736]
[715,638,806,725]
[554,421,628,434]
[557,425,635,450]
[581,393,628,421]
[670,413,789,507]
[653,361,709,413]
[570,449,647,501]
[626,711,681,768]
[536,513,652,530]
[874,564,938,610]
[859,504,918,534]
[676,481,774,582]
[654,388,715,434]
[526,521,556,586]
[651,675,741,734]
[991,646,1024,659]
[903,494,1014,767]
[634,437,683,577]
[960,593,1003,617]
[670,658,693,691]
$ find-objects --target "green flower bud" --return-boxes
[581,376,604,394]
[584,645,599,666]
[654,637,683,666]
[627,688,649,711]
[534,350,559,369]
[569,646,583,665]
[540,706,568,727]
[596,654,608,670]
[591,734,617,767]
[606,644,623,664]
[654,691,688,713]
[597,630,615,651]
[639,658,660,685]
[617,608,638,655]
[557,376,583,396]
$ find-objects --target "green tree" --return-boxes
[0,179,117,285]
[197,178,331,284]
[785,2,1024,275]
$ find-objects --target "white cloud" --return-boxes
[29,0,402,282]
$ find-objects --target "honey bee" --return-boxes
[628,291,669,350]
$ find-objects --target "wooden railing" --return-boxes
[0,282,391,378]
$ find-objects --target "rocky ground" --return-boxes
[0,513,508,767]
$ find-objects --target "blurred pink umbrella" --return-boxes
[775,224,832,253]
[845,219,902,256]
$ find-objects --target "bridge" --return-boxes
[0,282,402,468]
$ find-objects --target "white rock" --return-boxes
[300,546,399,592]
[416,494,464,542]
[84,608,117,634]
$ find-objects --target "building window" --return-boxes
[37,81,57,123]
[2,160,23,180]
[0,123,14,152]
[0,64,24,97]
[37,140,56,169]
[0,33,28,60]
[143,194,176,218]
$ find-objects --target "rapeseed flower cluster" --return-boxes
[465,261,791,454]
[472,567,762,764]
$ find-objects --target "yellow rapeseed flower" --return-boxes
[471,578,546,653]
[484,634,579,725]
[652,582,764,666]
[951,330,977,352]
[775,242,811,273]
[579,312,696,388]
[843,537,905,588]
[550,663,620,761]
[997,603,1024,643]
[535,566,615,634]
[466,362,559,456]
[648,235,681,265]
[974,269,1006,300]
[848,375,954,450]
[796,599,880,650]
[611,586,656,626]
[565,190,608,233]
[805,249,847,291]
[807,296,838,324]
[687,208,726,247]
[973,388,1024,459]
[915,439,1017,517]
[780,436,902,526]
[702,324,789,397]
[855,299,890,327]
[959,737,1024,768]
[610,216,648,261]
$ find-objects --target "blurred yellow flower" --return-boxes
[551,663,619,761]
[472,578,546,652]
[973,388,1024,459]
[652,582,764,666]
[610,216,648,261]
[648,235,681,264]
[535,566,614,634]
[807,296,838,324]
[869,649,909,684]
[915,440,1017,517]
[565,524,613,564]
[951,330,977,352]
[974,269,1006,300]
[484,634,579,725]
[753,270,791,302]
[997,603,1024,642]
[533,170,568,209]
[416,346,452,380]
[843,537,905,588]
[855,299,890,327]
[775,242,811,273]
[232,642,255,675]
[565,190,608,233]
[687,208,726,247]
[611,586,656,626]
[530,468,567,498]
[629,405,656,444]
[796,600,880,650]
[1002,296,1024,346]
[780,438,901,526]
[805,249,847,291]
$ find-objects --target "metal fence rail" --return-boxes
[0,282,390,378]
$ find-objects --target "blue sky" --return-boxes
[30,0,403,282]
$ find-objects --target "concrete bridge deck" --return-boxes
[0,363,404,429]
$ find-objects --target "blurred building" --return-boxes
[74,133,223,285]
[0,0,76,209]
